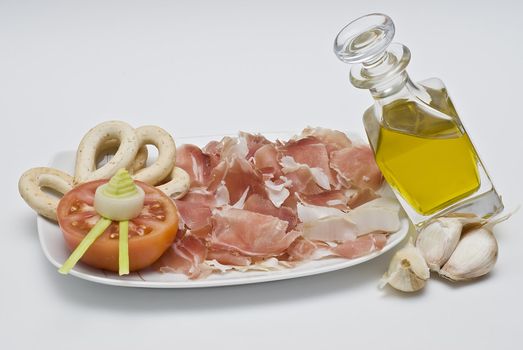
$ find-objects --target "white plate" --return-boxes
[38,132,410,288]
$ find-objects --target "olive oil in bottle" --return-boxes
[334,14,503,228]
[376,97,480,215]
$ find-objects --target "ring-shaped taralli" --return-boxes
[156,167,190,199]
[18,167,74,221]
[130,145,148,174]
[132,126,176,185]
[96,138,148,174]
[74,121,139,185]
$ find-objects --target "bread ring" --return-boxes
[132,126,176,185]
[96,138,148,174]
[156,167,190,199]
[18,167,74,221]
[74,121,139,184]
[131,145,148,174]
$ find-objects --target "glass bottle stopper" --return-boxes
[333,13,411,90]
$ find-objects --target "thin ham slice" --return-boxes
[208,157,267,204]
[210,208,301,257]
[240,131,271,158]
[244,193,298,231]
[331,233,388,259]
[176,144,213,187]
[284,167,325,195]
[154,234,208,279]
[218,136,249,161]
[203,133,268,164]
[280,136,334,185]
[299,127,352,154]
[202,136,250,167]
[280,156,330,190]
[201,140,222,168]
[296,190,349,210]
[174,189,215,231]
[286,237,317,261]
[253,143,282,177]
[330,146,383,191]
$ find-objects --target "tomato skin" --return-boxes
[57,180,178,272]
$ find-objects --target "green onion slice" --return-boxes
[119,220,129,275]
[58,217,112,275]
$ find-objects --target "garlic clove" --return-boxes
[380,241,430,292]
[439,227,498,281]
[416,218,463,272]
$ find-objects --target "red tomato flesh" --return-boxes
[57,180,178,272]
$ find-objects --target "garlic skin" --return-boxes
[380,241,430,292]
[416,218,462,272]
[439,227,498,281]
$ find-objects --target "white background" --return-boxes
[1,0,522,349]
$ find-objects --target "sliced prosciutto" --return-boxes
[239,131,271,158]
[279,137,334,186]
[283,167,325,196]
[330,146,383,191]
[201,140,223,168]
[243,193,298,231]
[174,189,215,231]
[296,190,349,210]
[208,157,266,204]
[286,237,317,261]
[253,143,282,177]
[331,233,388,259]
[280,156,330,191]
[210,208,300,257]
[299,127,352,154]
[176,144,213,187]
[153,233,208,279]
[155,128,400,279]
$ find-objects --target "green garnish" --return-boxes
[102,168,138,198]
[58,217,112,274]
[119,220,129,275]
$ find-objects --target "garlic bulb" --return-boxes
[416,218,462,271]
[439,227,497,281]
[380,241,430,292]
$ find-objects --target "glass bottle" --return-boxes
[333,13,503,228]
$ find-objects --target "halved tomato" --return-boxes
[57,179,178,272]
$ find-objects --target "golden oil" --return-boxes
[374,87,481,215]
[375,100,480,214]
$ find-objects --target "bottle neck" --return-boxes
[369,71,410,99]
[349,43,411,90]
[369,72,430,107]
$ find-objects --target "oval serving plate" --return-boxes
[38,132,410,288]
